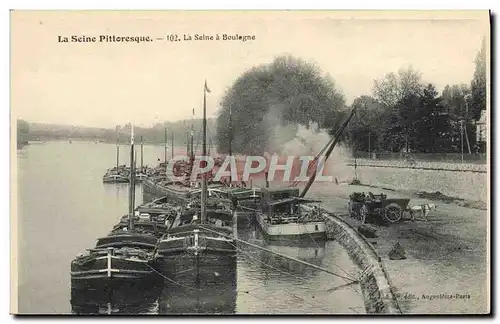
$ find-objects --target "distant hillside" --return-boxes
[22,118,218,146]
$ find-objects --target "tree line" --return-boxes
[17,119,30,147]
[215,38,487,155]
[16,118,219,150]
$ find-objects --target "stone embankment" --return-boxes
[344,159,487,203]
[349,158,486,173]
[322,211,402,314]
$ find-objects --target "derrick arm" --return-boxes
[299,107,357,198]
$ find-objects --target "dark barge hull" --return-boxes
[95,234,158,249]
[71,278,163,314]
[157,262,237,315]
[154,253,237,285]
[71,257,157,289]
[71,232,160,289]
[154,224,237,283]
[111,221,168,237]
[142,179,190,204]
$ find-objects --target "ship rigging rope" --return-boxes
[198,225,358,283]
[228,241,311,282]
[228,240,360,297]
[234,206,358,282]
[295,218,359,280]
[145,263,202,292]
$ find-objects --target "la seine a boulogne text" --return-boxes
[57,34,256,44]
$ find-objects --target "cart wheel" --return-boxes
[360,204,368,224]
[384,203,402,223]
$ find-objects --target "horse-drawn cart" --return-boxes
[348,192,411,224]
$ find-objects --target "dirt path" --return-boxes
[304,182,489,314]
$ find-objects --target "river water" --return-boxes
[16,141,365,314]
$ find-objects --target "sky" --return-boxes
[11,10,489,128]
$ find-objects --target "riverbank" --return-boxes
[349,158,487,172]
[307,182,489,314]
[341,162,487,203]
[350,182,487,211]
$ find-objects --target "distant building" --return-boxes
[476,110,487,143]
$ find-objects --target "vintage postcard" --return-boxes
[10,10,490,315]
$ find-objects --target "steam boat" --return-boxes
[255,188,326,241]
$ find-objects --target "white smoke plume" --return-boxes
[270,120,355,184]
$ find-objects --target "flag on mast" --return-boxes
[204,80,211,93]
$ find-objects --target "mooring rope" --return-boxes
[145,263,202,292]
[234,239,362,296]
[198,225,358,283]
[233,207,359,281]
[229,241,310,281]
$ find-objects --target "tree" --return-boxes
[470,37,487,121]
[441,83,477,150]
[372,65,424,108]
[17,119,29,135]
[216,55,346,155]
[441,84,471,118]
[414,84,443,152]
[378,93,422,152]
[346,95,386,154]
[373,66,424,153]
[17,119,29,144]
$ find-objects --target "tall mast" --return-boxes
[164,127,168,175]
[186,129,189,158]
[201,80,210,223]
[190,109,195,161]
[229,104,232,184]
[116,132,120,170]
[171,131,174,159]
[128,124,136,231]
[164,127,168,163]
[135,150,138,173]
[140,136,144,171]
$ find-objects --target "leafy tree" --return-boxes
[17,119,29,135]
[17,119,30,145]
[378,93,422,152]
[441,84,471,118]
[441,83,477,150]
[373,65,423,108]
[470,37,487,121]
[414,84,443,152]
[346,95,386,154]
[216,55,346,155]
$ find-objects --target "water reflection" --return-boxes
[70,278,162,315]
[259,241,326,277]
[236,223,326,277]
[103,182,136,202]
[158,262,237,314]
